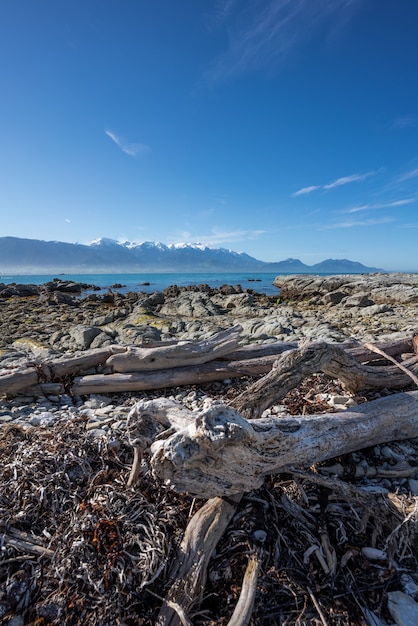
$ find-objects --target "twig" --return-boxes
[307,586,330,626]
[364,342,418,387]
[226,551,261,626]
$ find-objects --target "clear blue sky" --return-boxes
[1,0,418,271]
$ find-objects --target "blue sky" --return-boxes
[1,0,418,271]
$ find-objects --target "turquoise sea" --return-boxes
[0,272,284,296]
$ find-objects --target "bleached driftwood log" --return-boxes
[148,391,418,498]
[0,346,127,396]
[1,334,415,398]
[72,349,418,396]
[107,325,243,372]
[223,336,414,363]
[73,355,276,395]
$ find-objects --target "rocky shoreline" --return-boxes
[1,273,417,356]
[2,273,418,624]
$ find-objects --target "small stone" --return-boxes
[29,412,57,427]
[388,590,418,626]
[253,530,267,543]
[87,428,108,438]
[107,438,121,453]
[408,478,418,496]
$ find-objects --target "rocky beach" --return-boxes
[1,273,418,625]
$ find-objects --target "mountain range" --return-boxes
[0,236,384,274]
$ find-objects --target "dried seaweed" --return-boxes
[1,376,418,625]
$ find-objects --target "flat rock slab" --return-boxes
[275,273,418,304]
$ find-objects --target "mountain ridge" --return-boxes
[0,236,384,274]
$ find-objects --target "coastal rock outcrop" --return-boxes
[274,273,418,305]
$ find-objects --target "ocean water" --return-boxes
[0,272,284,296]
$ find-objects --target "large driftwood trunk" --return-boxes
[147,390,418,498]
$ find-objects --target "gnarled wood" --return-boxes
[231,339,418,419]
[106,325,243,372]
[126,398,197,486]
[149,391,418,498]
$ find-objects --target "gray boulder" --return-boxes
[159,292,222,318]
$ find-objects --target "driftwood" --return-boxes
[1,333,416,398]
[73,355,276,395]
[223,336,413,363]
[231,339,418,419]
[107,325,243,372]
[156,495,241,625]
[2,528,54,559]
[141,390,418,498]
[135,337,418,625]
[73,348,418,396]
[0,346,126,396]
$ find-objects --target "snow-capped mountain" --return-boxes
[0,236,384,273]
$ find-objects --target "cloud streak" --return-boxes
[292,185,321,197]
[206,0,360,84]
[173,228,266,247]
[345,198,415,213]
[323,171,375,189]
[391,115,417,130]
[105,130,149,157]
[322,216,395,229]
[292,170,376,197]
[396,168,418,183]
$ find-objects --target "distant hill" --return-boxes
[0,236,384,274]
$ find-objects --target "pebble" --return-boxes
[408,478,418,496]
[388,590,418,626]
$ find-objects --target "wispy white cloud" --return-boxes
[323,171,375,189]
[292,170,376,197]
[291,185,321,197]
[391,115,417,130]
[105,130,149,157]
[345,198,415,213]
[396,168,418,183]
[206,0,360,84]
[172,228,266,247]
[322,216,395,229]
[64,218,71,223]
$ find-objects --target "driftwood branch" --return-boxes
[2,528,54,559]
[226,551,261,626]
[363,341,418,386]
[156,495,242,626]
[73,355,275,395]
[107,325,243,372]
